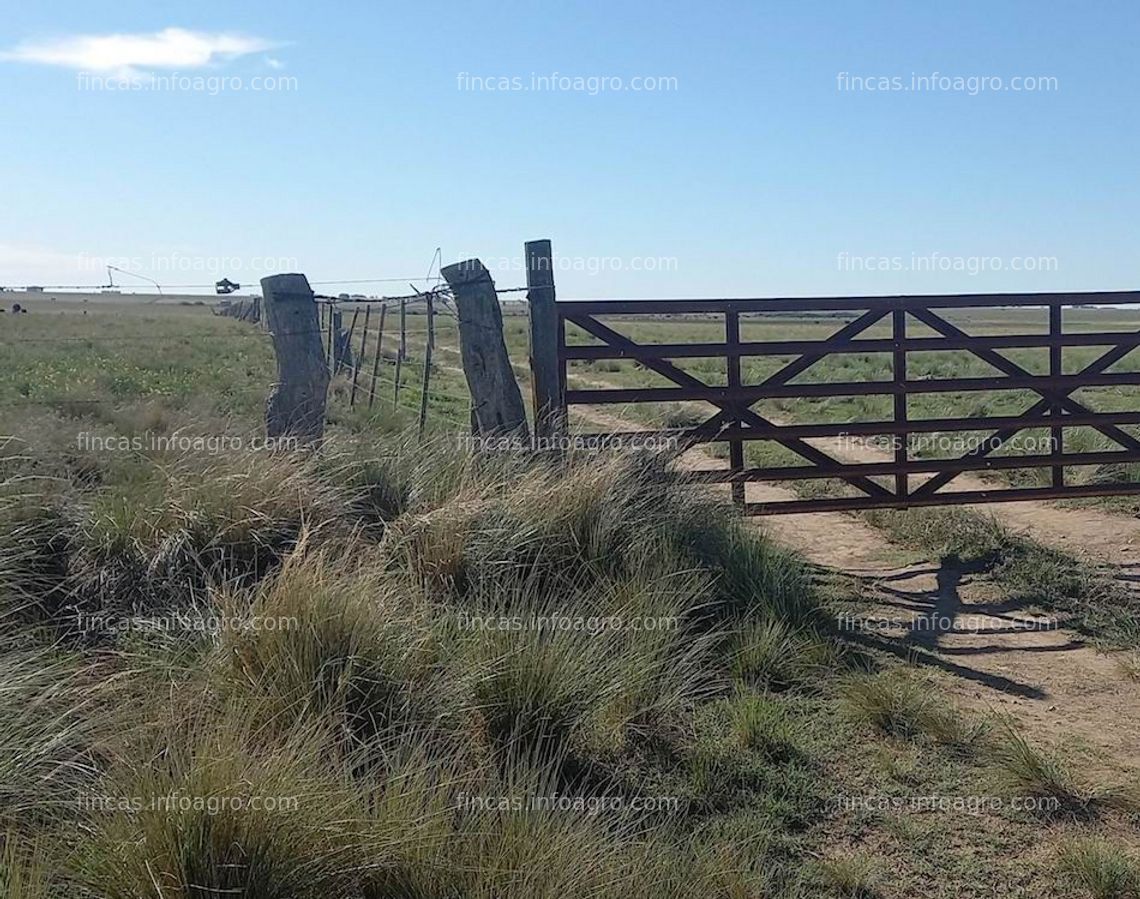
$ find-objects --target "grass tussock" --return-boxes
[986,723,1092,815]
[725,691,802,761]
[75,711,370,899]
[0,834,51,899]
[730,616,840,691]
[1,450,351,638]
[215,550,448,752]
[1116,652,1140,682]
[840,669,984,749]
[0,649,114,830]
[816,852,880,898]
[1057,838,1140,899]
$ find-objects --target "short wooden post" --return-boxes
[350,304,371,407]
[369,303,386,409]
[525,239,565,442]
[399,296,407,360]
[441,258,530,439]
[326,306,336,372]
[418,293,434,437]
[341,308,360,374]
[261,273,329,442]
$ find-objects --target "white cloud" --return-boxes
[1,28,277,77]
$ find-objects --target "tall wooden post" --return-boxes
[261,273,329,442]
[442,258,530,439]
[893,308,908,500]
[1050,302,1064,487]
[525,239,565,443]
[725,309,745,506]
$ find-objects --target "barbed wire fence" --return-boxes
[3,266,537,441]
[299,270,535,436]
[315,290,470,433]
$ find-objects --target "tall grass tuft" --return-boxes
[215,549,449,753]
[74,708,376,899]
[0,648,112,831]
[388,450,819,630]
[1057,837,1139,899]
[0,833,52,899]
[987,721,1089,814]
[730,616,838,691]
[840,669,982,747]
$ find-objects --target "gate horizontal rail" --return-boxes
[558,290,1140,315]
[552,289,1140,514]
[562,331,1140,360]
[745,483,1140,516]
[567,372,1140,403]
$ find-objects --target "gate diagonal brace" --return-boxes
[566,313,893,499]
[909,309,1140,497]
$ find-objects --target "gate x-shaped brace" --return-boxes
[566,308,1140,499]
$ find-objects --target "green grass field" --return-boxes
[2,299,1139,898]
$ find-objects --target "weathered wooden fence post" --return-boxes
[368,303,386,409]
[392,330,404,410]
[442,258,530,439]
[332,310,347,373]
[399,296,407,360]
[261,273,329,442]
[524,239,566,444]
[418,292,434,437]
[341,308,360,374]
[725,310,745,505]
[350,304,371,407]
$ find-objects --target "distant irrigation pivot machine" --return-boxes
[551,290,1140,514]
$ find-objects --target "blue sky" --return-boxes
[1,0,1137,298]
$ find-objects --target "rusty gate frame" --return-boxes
[553,290,1140,515]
